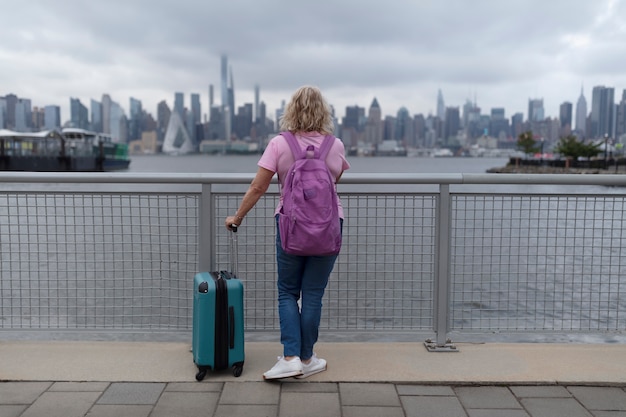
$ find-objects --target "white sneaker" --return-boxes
[295,354,327,379]
[263,357,303,380]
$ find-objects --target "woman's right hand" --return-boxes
[225,215,241,230]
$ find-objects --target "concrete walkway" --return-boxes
[2,341,626,416]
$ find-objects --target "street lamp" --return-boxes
[540,138,545,165]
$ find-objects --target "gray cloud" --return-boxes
[2,0,625,123]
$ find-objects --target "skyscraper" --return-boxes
[575,86,588,137]
[443,107,460,143]
[129,97,143,141]
[91,99,102,132]
[590,85,615,139]
[44,105,61,129]
[616,90,626,140]
[365,97,382,145]
[437,89,445,121]
[101,94,112,134]
[0,97,6,128]
[254,84,259,122]
[174,92,184,118]
[221,54,228,109]
[528,98,544,122]
[70,98,89,130]
[559,101,573,136]
[189,93,201,145]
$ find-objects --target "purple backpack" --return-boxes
[278,131,342,256]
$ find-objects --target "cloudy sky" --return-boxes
[2,0,626,124]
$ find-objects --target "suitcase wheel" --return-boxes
[233,363,243,377]
[195,366,209,381]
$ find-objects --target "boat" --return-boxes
[0,128,130,172]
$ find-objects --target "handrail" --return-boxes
[2,171,626,186]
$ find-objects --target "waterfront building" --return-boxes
[575,86,588,138]
[15,98,32,132]
[129,97,143,141]
[511,112,524,139]
[174,92,184,118]
[437,89,445,121]
[91,99,102,133]
[591,85,615,139]
[162,110,195,154]
[189,93,201,145]
[528,98,544,122]
[70,98,89,130]
[0,97,6,128]
[616,90,626,142]
[395,106,413,147]
[102,94,112,134]
[443,107,460,145]
[490,108,510,140]
[559,101,573,137]
[364,98,383,146]
[3,94,18,129]
[157,100,171,143]
[44,105,61,130]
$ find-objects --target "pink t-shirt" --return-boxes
[258,132,351,218]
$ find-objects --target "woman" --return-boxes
[225,85,350,380]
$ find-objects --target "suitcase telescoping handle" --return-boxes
[229,226,238,278]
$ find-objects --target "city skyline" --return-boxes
[3,81,625,130]
[2,0,625,129]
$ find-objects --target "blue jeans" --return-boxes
[275,216,341,360]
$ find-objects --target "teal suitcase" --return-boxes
[192,230,244,380]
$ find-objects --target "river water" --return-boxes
[127,153,510,174]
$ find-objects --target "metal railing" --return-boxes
[1,172,626,346]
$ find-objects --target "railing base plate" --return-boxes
[424,339,459,352]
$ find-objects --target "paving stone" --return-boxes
[397,385,456,396]
[456,386,522,409]
[150,392,219,417]
[279,392,340,417]
[213,404,278,417]
[97,382,165,405]
[521,398,593,417]
[164,382,223,392]
[219,382,279,405]
[342,405,405,417]
[567,386,626,411]
[467,410,530,417]
[0,405,28,417]
[281,382,338,393]
[340,383,400,406]
[85,405,153,417]
[401,396,467,417]
[509,385,572,398]
[21,392,101,417]
[592,412,626,417]
[0,382,51,405]
[49,382,109,392]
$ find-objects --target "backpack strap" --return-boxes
[318,135,335,160]
[280,131,304,160]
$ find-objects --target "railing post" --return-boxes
[198,183,214,272]
[425,183,458,352]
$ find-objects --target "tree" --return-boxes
[516,131,540,155]
[554,135,602,159]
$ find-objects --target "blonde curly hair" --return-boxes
[279,86,334,134]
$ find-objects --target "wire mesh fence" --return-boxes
[1,174,625,342]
